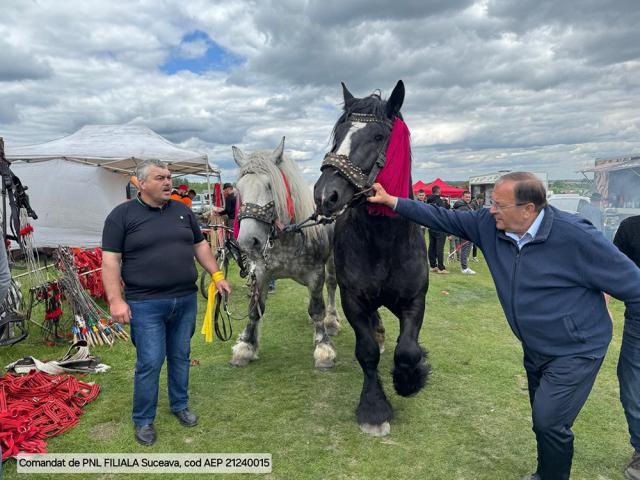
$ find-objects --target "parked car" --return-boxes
[547,194,590,214]
[191,194,206,214]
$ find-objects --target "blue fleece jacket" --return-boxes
[395,198,640,357]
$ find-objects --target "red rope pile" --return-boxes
[0,371,100,460]
[72,247,104,299]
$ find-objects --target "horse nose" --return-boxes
[321,190,340,214]
[238,235,263,254]
[252,236,263,250]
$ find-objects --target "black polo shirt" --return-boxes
[102,196,205,300]
[614,215,640,269]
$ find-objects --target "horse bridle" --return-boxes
[237,200,276,225]
[321,113,393,191]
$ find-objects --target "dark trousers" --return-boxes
[619,318,640,453]
[524,350,604,480]
[428,230,445,270]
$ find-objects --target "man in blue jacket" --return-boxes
[368,172,640,480]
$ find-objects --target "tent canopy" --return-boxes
[413,178,466,198]
[6,124,219,177]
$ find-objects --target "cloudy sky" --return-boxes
[1,0,639,182]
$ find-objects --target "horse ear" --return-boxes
[272,137,285,165]
[386,80,405,118]
[232,146,246,167]
[341,82,356,109]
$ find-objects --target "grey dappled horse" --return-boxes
[231,138,340,369]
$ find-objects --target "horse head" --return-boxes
[232,137,290,260]
[314,80,405,216]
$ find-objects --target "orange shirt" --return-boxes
[182,197,192,208]
[170,193,183,202]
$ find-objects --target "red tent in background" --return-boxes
[412,178,466,198]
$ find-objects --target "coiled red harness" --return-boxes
[0,371,100,460]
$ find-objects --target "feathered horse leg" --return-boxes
[389,297,430,397]
[323,253,340,336]
[342,295,393,437]
[307,269,336,369]
[229,272,268,367]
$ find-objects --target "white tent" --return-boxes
[6,124,219,247]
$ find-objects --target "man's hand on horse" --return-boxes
[368,183,397,208]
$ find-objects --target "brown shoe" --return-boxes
[429,267,439,272]
[436,269,450,274]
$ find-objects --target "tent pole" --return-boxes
[206,160,212,211]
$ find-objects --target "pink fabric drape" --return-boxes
[233,191,240,239]
[367,117,411,217]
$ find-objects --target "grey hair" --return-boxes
[238,151,326,247]
[496,172,547,212]
[136,159,168,181]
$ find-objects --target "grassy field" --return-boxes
[0,250,632,479]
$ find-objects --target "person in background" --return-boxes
[368,172,640,480]
[453,191,476,275]
[416,189,426,202]
[426,185,448,274]
[223,183,236,229]
[470,195,484,262]
[102,160,231,447]
[614,214,640,480]
[171,184,189,203]
[184,189,197,209]
[577,192,604,232]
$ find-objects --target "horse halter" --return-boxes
[321,113,393,191]
[237,200,276,225]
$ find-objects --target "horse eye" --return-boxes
[374,134,384,142]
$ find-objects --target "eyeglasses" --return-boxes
[489,200,530,211]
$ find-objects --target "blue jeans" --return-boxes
[619,319,640,453]
[128,292,197,426]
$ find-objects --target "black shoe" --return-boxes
[173,408,198,427]
[134,424,156,446]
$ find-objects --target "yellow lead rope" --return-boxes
[201,271,225,343]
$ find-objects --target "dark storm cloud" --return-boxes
[0,0,639,182]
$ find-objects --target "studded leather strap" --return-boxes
[237,201,276,224]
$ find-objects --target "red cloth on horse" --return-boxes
[367,118,411,217]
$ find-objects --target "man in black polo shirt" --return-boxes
[614,215,640,479]
[102,159,231,446]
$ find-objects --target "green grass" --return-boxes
[0,249,632,480]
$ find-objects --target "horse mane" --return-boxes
[238,151,326,246]
[330,91,404,144]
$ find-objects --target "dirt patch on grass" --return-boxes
[89,421,120,441]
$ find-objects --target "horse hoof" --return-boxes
[359,422,390,437]
[229,358,250,367]
[314,343,336,369]
[230,342,258,367]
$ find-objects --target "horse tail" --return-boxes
[392,340,430,397]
